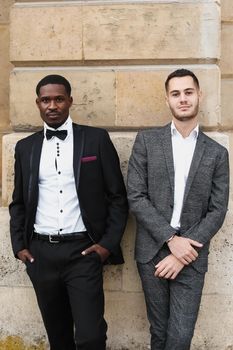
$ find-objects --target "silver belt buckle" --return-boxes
[49,235,60,243]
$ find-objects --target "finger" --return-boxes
[179,257,189,265]
[81,245,95,255]
[183,256,193,264]
[25,252,34,263]
[158,265,170,278]
[188,239,203,247]
[170,271,178,280]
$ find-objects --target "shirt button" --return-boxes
[60,190,63,193]
[58,171,61,174]
[60,209,63,213]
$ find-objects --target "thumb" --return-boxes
[81,245,95,256]
[188,239,203,247]
[26,251,34,263]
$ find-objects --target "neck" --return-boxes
[172,118,198,138]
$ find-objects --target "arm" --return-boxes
[9,143,34,262]
[183,148,229,244]
[84,130,128,259]
[127,131,175,248]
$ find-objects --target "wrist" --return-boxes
[166,234,175,244]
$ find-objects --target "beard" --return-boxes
[171,104,199,122]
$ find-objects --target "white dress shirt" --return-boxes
[170,121,199,230]
[34,116,86,235]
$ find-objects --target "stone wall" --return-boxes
[0,0,233,349]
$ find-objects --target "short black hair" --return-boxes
[165,69,199,92]
[36,74,71,96]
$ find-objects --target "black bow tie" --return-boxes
[46,129,68,141]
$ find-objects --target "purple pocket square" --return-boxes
[81,156,97,163]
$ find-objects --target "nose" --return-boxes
[48,99,57,109]
[180,93,188,103]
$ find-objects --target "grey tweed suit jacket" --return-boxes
[127,123,229,272]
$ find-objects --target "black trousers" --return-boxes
[26,236,107,350]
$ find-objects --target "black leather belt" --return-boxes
[33,231,88,243]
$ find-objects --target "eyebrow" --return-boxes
[39,94,65,98]
[169,88,195,94]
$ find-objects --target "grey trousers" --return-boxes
[137,250,205,350]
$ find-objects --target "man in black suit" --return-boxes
[9,74,128,350]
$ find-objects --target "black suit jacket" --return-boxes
[9,123,128,264]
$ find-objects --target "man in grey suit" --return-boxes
[127,69,229,350]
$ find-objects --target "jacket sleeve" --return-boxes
[9,142,26,257]
[97,130,128,254]
[127,131,175,249]
[184,148,229,244]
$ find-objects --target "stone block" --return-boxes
[121,215,142,292]
[0,25,12,130]
[0,0,14,23]
[83,3,220,60]
[222,0,233,22]
[192,295,233,349]
[9,65,220,130]
[0,286,47,348]
[116,65,220,128]
[2,133,31,207]
[105,291,149,350]
[10,2,219,62]
[203,210,233,296]
[10,68,116,130]
[220,24,233,75]
[0,207,32,287]
[221,79,233,128]
[10,4,83,62]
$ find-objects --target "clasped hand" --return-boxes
[167,235,203,265]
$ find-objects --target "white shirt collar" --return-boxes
[171,121,199,139]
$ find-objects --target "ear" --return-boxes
[36,97,40,108]
[198,89,203,102]
[69,96,73,106]
[165,94,169,108]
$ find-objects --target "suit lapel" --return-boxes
[73,123,84,190]
[183,131,206,203]
[28,131,44,205]
[161,124,175,195]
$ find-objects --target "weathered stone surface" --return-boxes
[220,23,233,75]
[0,25,12,130]
[0,207,32,287]
[10,4,83,62]
[2,133,31,207]
[121,215,142,292]
[203,211,233,296]
[83,3,219,60]
[222,0,233,22]
[192,295,233,350]
[116,66,220,128]
[221,79,233,128]
[0,286,47,347]
[0,0,14,23]
[10,2,219,62]
[10,69,116,130]
[9,66,220,130]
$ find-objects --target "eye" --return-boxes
[56,96,64,103]
[41,97,50,103]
